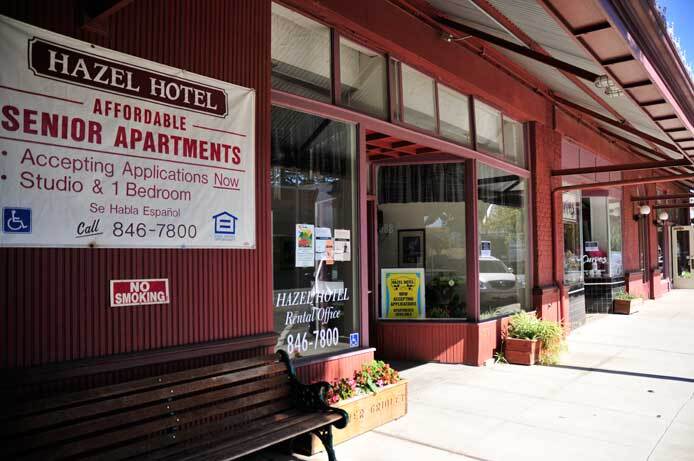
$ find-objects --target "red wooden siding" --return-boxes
[0,0,273,368]
[296,349,375,384]
[376,320,506,366]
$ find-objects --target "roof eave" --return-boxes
[599,0,694,135]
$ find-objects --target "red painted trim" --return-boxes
[331,28,341,106]
[386,54,396,123]
[466,159,480,322]
[272,90,531,178]
[358,126,369,348]
[296,348,375,383]
[434,81,441,135]
[555,173,694,193]
[632,193,694,201]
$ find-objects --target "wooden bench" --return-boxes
[1,350,348,461]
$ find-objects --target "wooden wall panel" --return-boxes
[0,0,272,368]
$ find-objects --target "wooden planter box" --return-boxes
[613,298,642,315]
[296,380,408,455]
[505,337,541,366]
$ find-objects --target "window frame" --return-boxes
[269,103,364,361]
[437,82,472,147]
[270,1,534,326]
[271,1,335,103]
[475,161,533,321]
[271,1,527,173]
[335,33,390,120]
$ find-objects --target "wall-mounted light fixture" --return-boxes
[594,75,623,97]
[594,75,611,88]
[605,86,624,98]
[655,210,669,226]
[634,203,651,221]
[441,31,472,43]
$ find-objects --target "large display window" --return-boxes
[477,164,531,320]
[271,106,360,359]
[378,163,468,319]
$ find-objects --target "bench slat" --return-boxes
[9,362,288,434]
[13,386,292,460]
[134,410,311,461]
[181,413,342,461]
[3,354,279,418]
[86,401,297,461]
[13,374,290,450]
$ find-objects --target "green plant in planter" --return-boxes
[614,290,640,301]
[325,360,401,404]
[681,271,694,279]
[507,311,565,365]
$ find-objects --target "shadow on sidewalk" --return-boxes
[551,364,694,383]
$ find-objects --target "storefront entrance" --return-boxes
[672,225,694,289]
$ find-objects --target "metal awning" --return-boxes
[408,0,694,191]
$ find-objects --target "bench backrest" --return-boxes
[1,354,293,460]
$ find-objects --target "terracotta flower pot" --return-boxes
[613,298,642,315]
[505,337,542,366]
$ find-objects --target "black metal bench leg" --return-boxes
[313,426,337,461]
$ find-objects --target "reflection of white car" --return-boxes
[479,256,517,307]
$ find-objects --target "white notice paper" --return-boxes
[334,229,351,262]
[315,227,331,261]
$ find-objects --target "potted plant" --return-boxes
[613,290,642,314]
[299,360,407,455]
[504,311,564,366]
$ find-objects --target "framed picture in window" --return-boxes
[398,229,425,268]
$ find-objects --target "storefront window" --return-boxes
[581,193,623,278]
[474,100,502,155]
[563,191,583,287]
[271,106,359,359]
[339,38,388,119]
[438,84,471,146]
[271,3,332,102]
[378,163,467,319]
[477,164,530,320]
[401,63,436,132]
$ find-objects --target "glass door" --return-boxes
[672,226,694,289]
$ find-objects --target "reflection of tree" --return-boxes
[270,166,340,187]
[478,203,522,246]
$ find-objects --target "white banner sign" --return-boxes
[0,16,255,248]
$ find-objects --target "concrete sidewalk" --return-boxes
[250,289,694,461]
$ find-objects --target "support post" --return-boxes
[465,159,480,322]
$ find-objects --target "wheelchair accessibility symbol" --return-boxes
[3,208,32,234]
